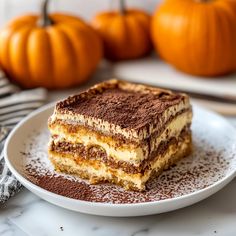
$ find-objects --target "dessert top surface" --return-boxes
[56,80,188,130]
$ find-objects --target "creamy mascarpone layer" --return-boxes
[49,134,191,190]
[49,111,192,165]
[50,101,190,141]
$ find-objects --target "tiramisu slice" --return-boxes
[48,79,192,191]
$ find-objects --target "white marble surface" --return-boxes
[1,175,236,236]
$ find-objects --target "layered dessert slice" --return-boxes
[48,79,192,191]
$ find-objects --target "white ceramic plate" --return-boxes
[4,103,236,217]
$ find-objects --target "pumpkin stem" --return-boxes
[120,0,126,15]
[38,0,53,27]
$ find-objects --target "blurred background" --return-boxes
[0,0,235,116]
[0,0,159,26]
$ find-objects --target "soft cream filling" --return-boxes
[49,111,192,165]
[49,137,190,190]
[50,100,190,140]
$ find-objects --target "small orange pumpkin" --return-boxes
[152,0,236,77]
[92,0,152,61]
[0,0,103,89]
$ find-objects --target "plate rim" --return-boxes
[4,102,236,209]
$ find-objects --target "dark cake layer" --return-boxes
[49,126,191,174]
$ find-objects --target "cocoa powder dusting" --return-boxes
[22,126,236,204]
[57,86,184,130]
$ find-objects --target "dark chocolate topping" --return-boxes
[57,80,186,130]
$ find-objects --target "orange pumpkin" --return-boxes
[0,0,103,89]
[92,0,152,61]
[152,0,236,77]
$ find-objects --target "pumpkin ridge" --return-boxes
[28,28,54,88]
[57,24,81,85]
[11,27,33,88]
[126,16,150,57]
[188,4,205,74]
[50,26,78,88]
[205,5,217,74]
[66,23,102,73]
[216,5,235,72]
[45,28,55,88]
[133,14,151,52]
